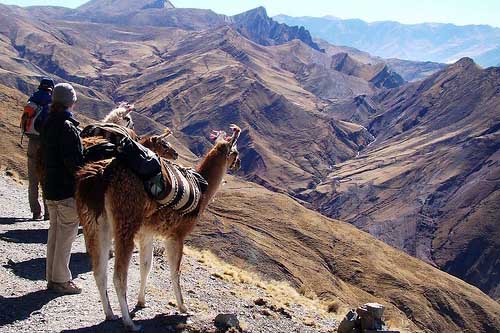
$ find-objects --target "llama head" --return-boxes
[148,128,178,160]
[210,124,241,171]
[104,102,135,129]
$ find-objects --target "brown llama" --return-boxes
[75,125,241,331]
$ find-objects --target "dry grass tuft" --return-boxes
[326,300,340,313]
[184,247,338,321]
[298,285,317,300]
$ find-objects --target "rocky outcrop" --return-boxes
[369,64,404,88]
[230,7,322,51]
[327,95,382,126]
[331,52,404,89]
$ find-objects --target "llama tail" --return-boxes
[75,159,115,228]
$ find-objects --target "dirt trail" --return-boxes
[0,175,336,333]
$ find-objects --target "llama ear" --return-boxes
[210,130,220,141]
[159,128,172,139]
[210,130,228,142]
[228,124,241,146]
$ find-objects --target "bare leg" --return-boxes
[165,237,187,313]
[137,233,153,308]
[113,233,139,331]
[86,217,117,321]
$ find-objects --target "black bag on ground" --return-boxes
[117,137,161,180]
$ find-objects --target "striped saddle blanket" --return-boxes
[145,159,208,216]
[82,123,207,215]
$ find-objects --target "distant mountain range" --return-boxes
[274,15,500,67]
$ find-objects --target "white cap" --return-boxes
[52,83,77,107]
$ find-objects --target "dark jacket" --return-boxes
[29,89,52,133]
[40,111,84,201]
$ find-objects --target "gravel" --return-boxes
[0,175,336,332]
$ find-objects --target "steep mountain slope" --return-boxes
[1,83,499,333]
[275,15,500,66]
[0,86,30,179]
[385,58,447,82]
[198,177,500,333]
[77,0,175,14]
[113,27,375,193]
[304,58,500,299]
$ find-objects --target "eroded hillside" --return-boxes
[306,58,500,299]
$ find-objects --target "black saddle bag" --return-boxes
[117,137,161,180]
[84,142,117,162]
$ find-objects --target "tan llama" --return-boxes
[76,125,241,331]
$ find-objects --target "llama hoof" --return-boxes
[135,301,146,309]
[178,304,188,313]
[105,314,119,321]
[126,323,142,332]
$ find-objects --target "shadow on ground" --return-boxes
[0,217,34,225]
[0,289,62,326]
[60,314,190,333]
[0,228,49,243]
[0,227,83,244]
[3,252,91,281]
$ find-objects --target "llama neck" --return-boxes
[197,148,228,208]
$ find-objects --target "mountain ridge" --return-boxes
[275,14,500,67]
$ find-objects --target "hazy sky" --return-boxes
[1,0,499,27]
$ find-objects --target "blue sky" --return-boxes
[1,0,499,27]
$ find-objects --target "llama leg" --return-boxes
[90,218,117,321]
[165,237,187,313]
[137,233,153,308]
[113,234,139,331]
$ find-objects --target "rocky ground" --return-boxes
[0,174,337,333]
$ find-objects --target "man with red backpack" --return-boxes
[20,77,54,220]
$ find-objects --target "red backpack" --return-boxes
[20,100,44,138]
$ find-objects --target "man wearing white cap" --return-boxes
[40,82,83,294]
